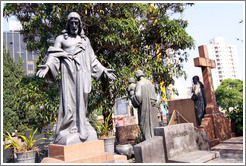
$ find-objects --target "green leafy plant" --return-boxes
[4,128,47,153]
[3,131,20,152]
[97,112,113,138]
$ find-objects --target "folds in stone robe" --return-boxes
[44,36,105,145]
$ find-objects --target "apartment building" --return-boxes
[207,37,241,90]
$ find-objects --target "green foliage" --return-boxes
[18,128,47,152]
[3,48,25,135]
[15,76,60,134]
[4,131,20,151]
[4,3,195,123]
[215,78,243,136]
[97,112,113,138]
[4,128,47,152]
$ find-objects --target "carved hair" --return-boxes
[193,75,199,81]
[63,12,85,39]
[135,70,144,78]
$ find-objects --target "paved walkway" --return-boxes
[206,136,244,163]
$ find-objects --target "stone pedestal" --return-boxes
[193,45,235,148]
[41,140,115,163]
[198,113,235,147]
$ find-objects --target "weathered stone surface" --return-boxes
[41,140,115,163]
[133,136,166,163]
[167,98,197,127]
[116,124,138,143]
[123,116,137,126]
[194,45,234,147]
[194,129,209,150]
[211,137,243,154]
[154,123,219,163]
[222,136,243,144]
[206,136,243,163]
[154,123,198,160]
[168,150,219,163]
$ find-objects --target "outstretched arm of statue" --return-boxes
[104,68,116,80]
[36,65,49,78]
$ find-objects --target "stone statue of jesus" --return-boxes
[36,12,116,145]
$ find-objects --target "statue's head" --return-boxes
[192,75,199,84]
[66,12,83,35]
[128,77,135,84]
[135,70,144,80]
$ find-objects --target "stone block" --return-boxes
[116,124,138,143]
[113,154,128,163]
[48,140,104,161]
[167,99,197,127]
[194,130,209,150]
[123,116,137,126]
[154,123,198,160]
[154,123,219,163]
[198,113,234,147]
[42,140,115,163]
[168,150,219,163]
[42,153,115,163]
[133,136,166,163]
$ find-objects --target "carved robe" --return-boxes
[192,83,206,126]
[131,78,158,140]
[45,36,105,145]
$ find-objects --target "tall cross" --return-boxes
[194,45,219,114]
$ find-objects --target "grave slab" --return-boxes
[116,124,138,143]
[154,123,219,163]
[134,136,166,163]
[167,98,197,127]
[211,143,243,154]
[168,150,219,163]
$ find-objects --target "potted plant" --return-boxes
[4,128,47,163]
[97,112,115,154]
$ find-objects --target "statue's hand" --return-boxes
[36,65,49,78]
[104,68,116,80]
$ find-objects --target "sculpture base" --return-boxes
[41,140,118,163]
[198,113,235,148]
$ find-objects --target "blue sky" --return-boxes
[2,2,245,97]
[173,2,244,95]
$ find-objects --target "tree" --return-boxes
[3,48,25,134]
[4,3,195,126]
[14,76,60,134]
[215,78,243,136]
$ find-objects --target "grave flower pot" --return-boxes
[4,128,47,163]
[15,150,37,163]
[97,112,115,154]
[100,136,115,155]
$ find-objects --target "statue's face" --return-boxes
[193,77,198,84]
[69,18,80,35]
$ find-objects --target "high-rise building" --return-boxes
[3,31,39,76]
[207,37,241,90]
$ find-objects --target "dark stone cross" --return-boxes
[193,45,219,114]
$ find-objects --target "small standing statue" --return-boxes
[191,76,207,126]
[130,70,158,141]
[36,12,116,145]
